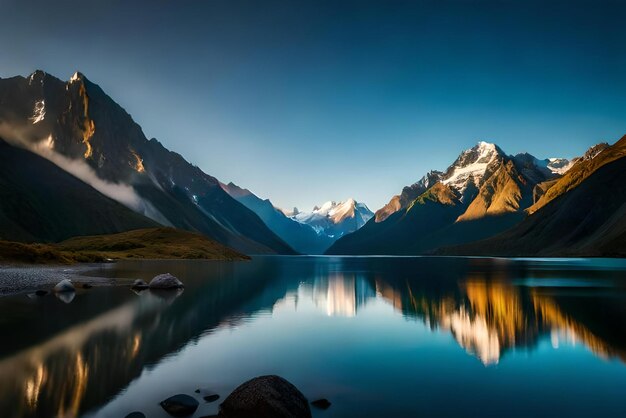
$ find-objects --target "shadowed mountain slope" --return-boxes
[0,71,294,254]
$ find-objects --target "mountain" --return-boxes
[221,181,373,253]
[375,170,442,222]
[0,137,157,243]
[0,70,294,254]
[220,182,329,254]
[527,142,611,214]
[441,135,626,257]
[327,141,566,255]
[291,199,374,242]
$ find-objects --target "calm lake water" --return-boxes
[1,256,626,418]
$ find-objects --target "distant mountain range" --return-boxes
[221,182,372,254]
[0,70,623,257]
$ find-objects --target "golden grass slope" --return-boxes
[528,135,626,214]
[0,228,249,264]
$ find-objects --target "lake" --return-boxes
[1,256,626,417]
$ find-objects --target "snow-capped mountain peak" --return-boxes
[292,198,373,237]
[546,157,574,174]
[69,71,84,83]
[441,141,503,193]
[295,199,361,224]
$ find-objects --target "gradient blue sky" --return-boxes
[1,0,625,211]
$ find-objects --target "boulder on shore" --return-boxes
[219,375,312,418]
[149,273,184,289]
[54,279,75,293]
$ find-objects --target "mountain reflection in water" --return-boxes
[0,256,625,417]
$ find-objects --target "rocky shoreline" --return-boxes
[0,263,116,296]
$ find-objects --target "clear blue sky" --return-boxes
[1,0,625,211]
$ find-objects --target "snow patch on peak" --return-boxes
[28,71,45,85]
[292,198,373,233]
[513,153,573,176]
[29,100,46,124]
[477,140,496,149]
[582,143,609,161]
[441,141,502,193]
[69,72,82,83]
[546,158,573,175]
[415,170,443,189]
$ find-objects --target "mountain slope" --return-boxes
[221,182,328,254]
[375,170,442,222]
[0,70,294,254]
[441,136,626,256]
[0,138,157,242]
[528,141,616,214]
[327,141,562,255]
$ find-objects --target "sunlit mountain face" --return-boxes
[1,257,626,417]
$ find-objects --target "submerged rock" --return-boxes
[35,290,48,296]
[204,394,220,403]
[53,279,75,293]
[160,394,199,416]
[311,398,331,409]
[131,279,149,290]
[55,291,75,304]
[219,375,312,418]
[149,273,184,289]
[124,412,146,418]
[195,388,220,402]
[82,283,93,289]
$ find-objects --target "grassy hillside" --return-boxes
[0,228,249,264]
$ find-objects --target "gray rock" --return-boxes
[159,394,199,416]
[204,394,220,403]
[219,375,312,418]
[195,388,220,402]
[53,279,75,293]
[55,291,75,304]
[149,273,184,289]
[131,279,149,289]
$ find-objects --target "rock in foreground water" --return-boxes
[219,375,312,418]
[131,279,149,289]
[53,279,75,293]
[204,394,220,402]
[311,398,332,409]
[149,273,184,289]
[124,412,146,418]
[160,394,199,416]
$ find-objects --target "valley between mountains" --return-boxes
[0,70,624,260]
